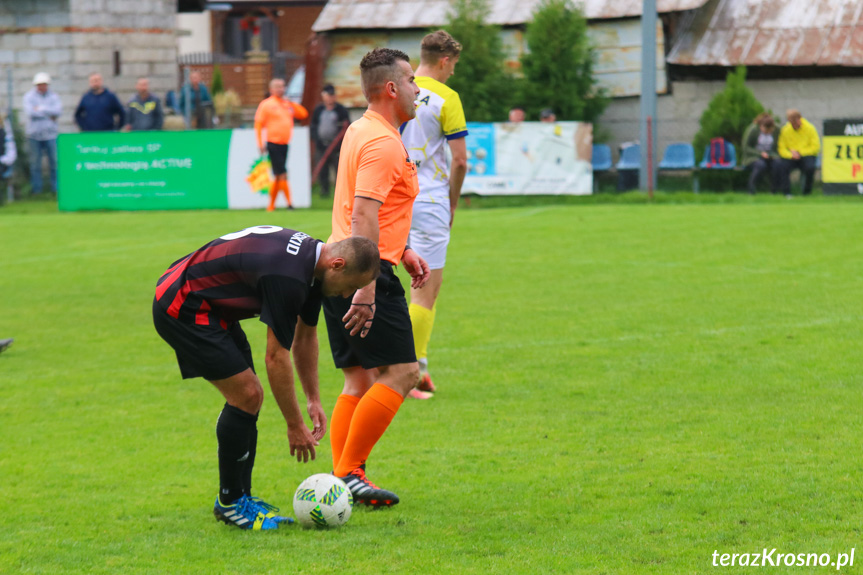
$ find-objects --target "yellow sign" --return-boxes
[822,136,863,183]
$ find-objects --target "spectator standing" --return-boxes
[310,84,350,197]
[179,71,213,129]
[255,78,308,211]
[22,72,61,194]
[744,115,780,195]
[0,114,17,176]
[125,77,163,131]
[777,109,820,197]
[74,73,125,132]
[508,107,525,123]
[539,108,556,123]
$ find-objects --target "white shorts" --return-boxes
[409,201,450,270]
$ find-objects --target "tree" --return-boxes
[692,66,764,162]
[444,0,513,122]
[519,0,607,122]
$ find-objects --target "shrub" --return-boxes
[519,0,608,122]
[692,66,764,162]
[211,65,224,97]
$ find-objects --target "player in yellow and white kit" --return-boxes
[400,30,468,398]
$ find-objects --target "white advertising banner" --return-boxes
[463,121,593,196]
[227,127,312,209]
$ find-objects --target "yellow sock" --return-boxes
[409,302,436,363]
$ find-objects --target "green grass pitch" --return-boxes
[1,197,862,573]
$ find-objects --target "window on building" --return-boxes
[222,14,277,58]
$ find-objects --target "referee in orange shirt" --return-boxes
[323,48,430,506]
[255,78,308,211]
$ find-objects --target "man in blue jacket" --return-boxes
[74,72,125,131]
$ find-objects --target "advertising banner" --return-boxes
[58,128,311,210]
[463,121,593,196]
[822,119,863,195]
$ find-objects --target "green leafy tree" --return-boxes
[444,0,513,122]
[519,0,607,122]
[210,65,224,97]
[692,66,764,162]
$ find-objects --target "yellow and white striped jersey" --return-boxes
[400,76,467,204]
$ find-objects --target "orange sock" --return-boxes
[267,181,278,211]
[281,179,292,206]
[330,394,360,471]
[334,383,403,476]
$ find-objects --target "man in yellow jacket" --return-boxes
[777,109,820,197]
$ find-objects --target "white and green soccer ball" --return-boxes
[292,474,353,528]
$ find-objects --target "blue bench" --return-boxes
[699,141,737,169]
[659,142,696,171]
[592,144,612,192]
[695,140,737,193]
[615,144,640,191]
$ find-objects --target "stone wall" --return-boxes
[0,0,177,134]
[597,76,863,164]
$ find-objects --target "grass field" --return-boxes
[2,196,863,574]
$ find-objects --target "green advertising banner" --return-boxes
[58,130,232,211]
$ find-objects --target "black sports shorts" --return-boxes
[323,260,417,370]
[152,298,254,381]
[267,142,289,176]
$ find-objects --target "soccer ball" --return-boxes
[292,473,353,528]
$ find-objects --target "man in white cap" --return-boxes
[22,72,62,195]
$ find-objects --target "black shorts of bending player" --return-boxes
[152,298,254,381]
[267,142,289,176]
[323,261,417,370]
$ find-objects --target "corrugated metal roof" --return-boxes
[312,0,710,32]
[667,0,863,66]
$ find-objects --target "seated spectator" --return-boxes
[777,108,820,197]
[125,77,163,131]
[744,115,780,194]
[741,112,770,164]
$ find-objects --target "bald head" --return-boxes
[787,108,802,130]
[269,78,285,98]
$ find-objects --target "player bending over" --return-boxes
[153,227,378,530]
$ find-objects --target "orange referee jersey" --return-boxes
[254,96,309,147]
[330,110,419,265]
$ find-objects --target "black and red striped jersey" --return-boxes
[155,226,322,350]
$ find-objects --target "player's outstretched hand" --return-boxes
[308,401,327,441]
[287,422,318,463]
[402,248,430,289]
[343,284,376,338]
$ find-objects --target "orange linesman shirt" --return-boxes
[330,110,419,265]
[254,96,309,147]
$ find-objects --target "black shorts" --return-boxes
[323,261,417,370]
[267,142,288,176]
[152,298,254,380]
